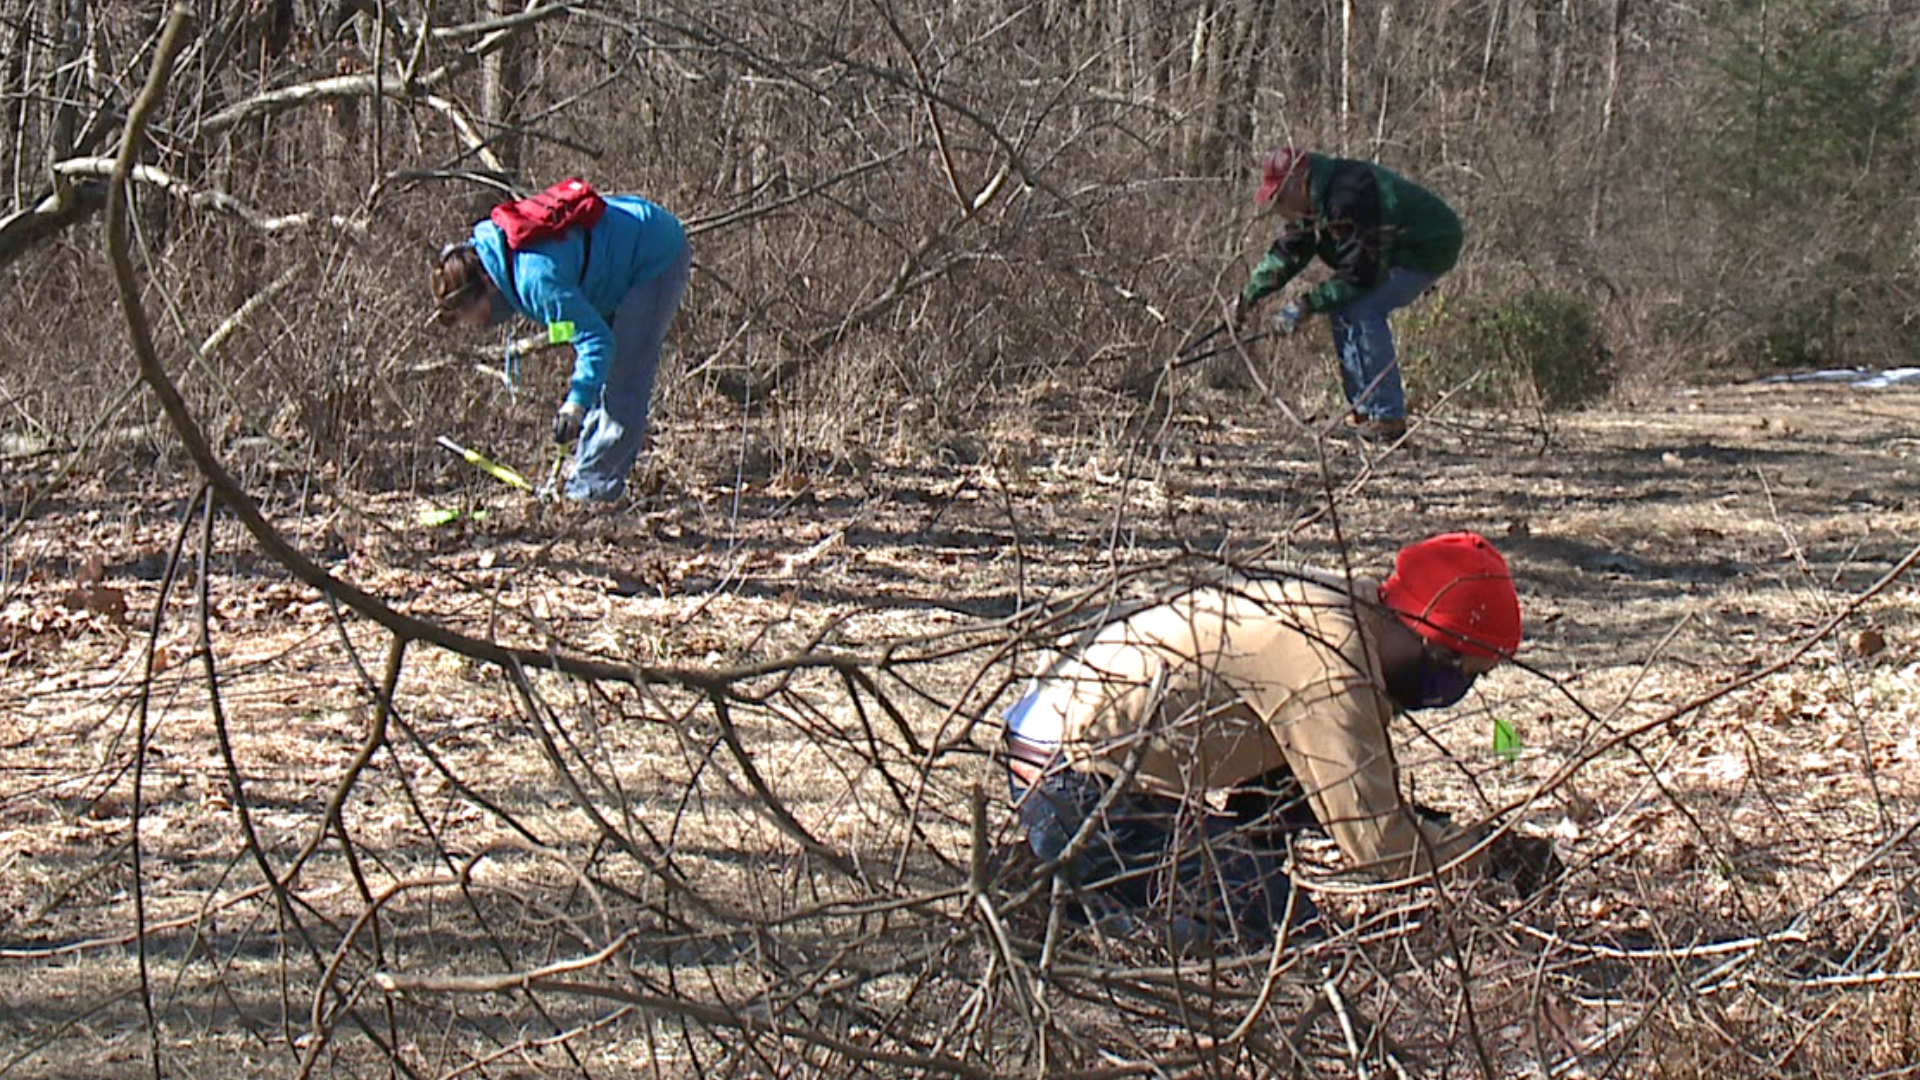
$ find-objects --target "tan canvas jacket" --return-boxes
[1010,574,1483,880]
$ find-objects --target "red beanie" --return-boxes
[1379,532,1523,659]
[1256,147,1310,211]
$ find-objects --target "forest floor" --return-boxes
[3,377,1919,1077]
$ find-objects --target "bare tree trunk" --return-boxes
[1535,0,1567,141]
[1588,0,1629,237]
[1370,2,1392,154]
[1474,0,1506,127]
[1338,0,1352,147]
[1178,0,1266,174]
[47,0,84,205]
[1150,0,1172,106]
[1222,0,1248,172]
[4,0,33,208]
[1509,0,1541,134]
[1180,0,1212,170]
[481,0,526,173]
[1233,0,1278,157]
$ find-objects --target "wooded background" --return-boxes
[2,0,1914,482]
[4,3,1920,1079]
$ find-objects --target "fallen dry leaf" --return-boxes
[1851,628,1887,658]
[58,581,127,626]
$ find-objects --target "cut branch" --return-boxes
[0,180,108,273]
[55,157,369,237]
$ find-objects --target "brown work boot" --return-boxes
[1343,413,1408,441]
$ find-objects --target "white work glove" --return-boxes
[552,401,586,444]
[1272,301,1307,336]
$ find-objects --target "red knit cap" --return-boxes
[1255,147,1310,211]
[1379,532,1523,659]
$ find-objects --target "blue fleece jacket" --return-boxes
[470,195,687,408]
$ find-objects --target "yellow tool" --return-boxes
[436,435,534,493]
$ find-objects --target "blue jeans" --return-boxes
[1329,266,1437,422]
[568,244,692,502]
[1010,767,1320,948]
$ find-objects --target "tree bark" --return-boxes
[47,0,85,204]
[1338,0,1351,146]
[1588,0,1629,237]
[480,0,527,172]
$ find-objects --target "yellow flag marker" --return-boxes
[436,435,533,492]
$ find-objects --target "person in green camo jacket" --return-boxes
[1229,147,1464,441]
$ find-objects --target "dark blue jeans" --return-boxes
[568,244,692,502]
[1329,266,1437,422]
[1010,768,1320,948]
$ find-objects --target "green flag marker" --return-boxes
[1493,717,1522,762]
[548,320,576,345]
[417,507,492,528]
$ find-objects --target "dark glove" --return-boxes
[1228,295,1255,333]
[1488,831,1564,898]
[552,401,585,445]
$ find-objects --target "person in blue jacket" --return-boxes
[430,194,690,503]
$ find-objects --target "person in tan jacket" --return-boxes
[1003,532,1558,948]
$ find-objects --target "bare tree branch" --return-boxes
[54,156,370,236]
[0,179,107,271]
[107,17,199,1079]
[198,5,572,136]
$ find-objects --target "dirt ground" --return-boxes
[3,378,1919,1078]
